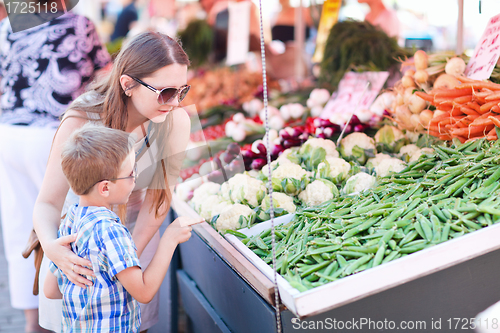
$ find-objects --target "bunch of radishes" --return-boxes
[392,50,468,132]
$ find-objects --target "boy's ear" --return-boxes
[97,181,111,197]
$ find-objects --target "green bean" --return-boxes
[343,254,373,276]
[381,250,400,264]
[373,243,387,267]
[300,260,332,278]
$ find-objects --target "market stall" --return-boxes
[170,2,500,332]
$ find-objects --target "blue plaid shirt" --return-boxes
[50,204,141,333]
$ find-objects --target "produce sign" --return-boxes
[465,13,500,81]
[320,71,389,120]
[416,76,500,142]
[241,138,500,291]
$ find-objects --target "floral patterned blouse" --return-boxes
[0,12,111,127]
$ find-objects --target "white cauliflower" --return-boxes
[215,204,256,231]
[344,172,376,195]
[277,148,300,165]
[272,163,309,196]
[261,192,296,215]
[299,180,335,207]
[340,132,376,155]
[409,147,434,163]
[366,153,392,170]
[317,156,351,182]
[300,137,339,158]
[198,195,232,221]
[226,173,267,208]
[272,163,308,181]
[399,144,420,157]
[190,182,221,211]
[375,158,406,177]
[340,132,376,164]
[175,174,203,202]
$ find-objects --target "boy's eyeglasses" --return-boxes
[128,75,191,105]
[84,164,137,194]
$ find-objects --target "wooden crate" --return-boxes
[173,194,500,319]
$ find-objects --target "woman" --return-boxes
[0,7,110,332]
[33,32,192,332]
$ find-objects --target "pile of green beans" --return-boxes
[242,138,500,292]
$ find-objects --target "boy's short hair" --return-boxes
[61,123,136,195]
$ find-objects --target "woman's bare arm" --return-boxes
[33,111,95,287]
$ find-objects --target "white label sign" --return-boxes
[226,2,251,66]
[465,13,500,80]
[320,71,389,120]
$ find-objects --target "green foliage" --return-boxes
[178,19,214,67]
[319,20,410,89]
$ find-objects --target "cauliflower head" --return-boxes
[198,195,232,221]
[225,173,267,208]
[271,163,309,195]
[340,132,376,164]
[317,156,351,183]
[215,204,256,231]
[344,172,376,195]
[400,145,434,163]
[190,182,221,211]
[261,192,296,215]
[365,153,392,170]
[272,163,308,181]
[374,158,406,178]
[298,179,337,207]
[300,137,339,158]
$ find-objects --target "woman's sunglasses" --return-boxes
[128,75,190,105]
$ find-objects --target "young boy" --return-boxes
[44,123,195,332]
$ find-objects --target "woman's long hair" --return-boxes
[68,31,190,220]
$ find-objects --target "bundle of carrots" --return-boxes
[415,76,500,143]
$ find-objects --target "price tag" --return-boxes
[226,1,251,66]
[465,13,500,80]
[320,71,389,120]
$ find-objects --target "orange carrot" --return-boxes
[414,91,434,103]
[467,102,481,112]
[439,135,452,140]
[487,128,497,136]
[457,82,500,91]
[434,87,473,98]
[454,95,473,104]
[480,101,499,113]
[450,108,463,116]
[484,91,500,101]
[460,105,480,116]
[450,125,494,137]
[488,116,500,128]
[470,117,494,127]
[492,105,500,113]
[455,136,467,143]
[456,76,476,83]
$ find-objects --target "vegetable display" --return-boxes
[241,137,500,291]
